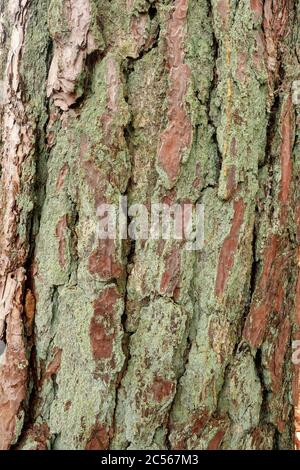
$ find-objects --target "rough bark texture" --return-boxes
[0,0,299,450]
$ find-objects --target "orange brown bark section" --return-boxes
[151,377,174,403]
[243,235,278,347]
[279,96,293,224]
[24,288,36,336]
[18,423,50,450]
[160,246,181,297]
[250,0,263,18]
[215,199,245,297]
[85,423,111,450]
[90,286,121,361]
[263,0,289,97]
[158,0,192,184]
[207,429,226,450]
[88,239,124,281]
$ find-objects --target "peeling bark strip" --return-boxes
[0,0,299,451]
[0,268,27,450]
[0,0,33,276]
[157,0,192,184]
[0,0,33,450]
[47,0,100,110]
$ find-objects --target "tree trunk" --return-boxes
[0,0,299,450]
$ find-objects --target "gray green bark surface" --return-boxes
[0,0,299,450]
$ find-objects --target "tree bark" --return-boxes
[0,0,299,450]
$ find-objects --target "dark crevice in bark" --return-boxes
[262,57,285,170]
[11,347,38,449]
[46,30,54,72]
[110,5,163,436]
[17,285,60,446]
[50,432,61,450]
[249,221,258,304]
[18,189,49,440]
[166,331,192,449]
[261,92,280,169]
[15,40,53,443]
[148,4,157,21]
[255,348,269,424]
[75,49,108,109]
[50,286,60,330]
[129,30,160,71]
[239,215,259,335]
[165,3,223,447]
[24,284,60,434]
[216,359,232,410]
[273,428,280,449]
[68,197,80,284]
[166,257,207,447]
[111,234,135,438]
[207,4,222,182]
[110,62,138,445]
[128,1,160,68]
